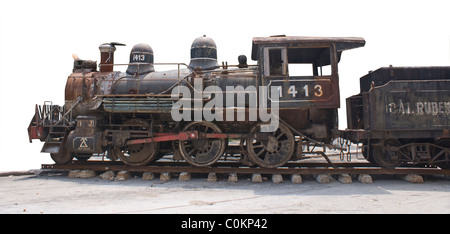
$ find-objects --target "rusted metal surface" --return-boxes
[65,72,97,102]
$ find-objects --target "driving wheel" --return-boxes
[113,119,159,166]
[246,122,295,168]
[178,121,225,167]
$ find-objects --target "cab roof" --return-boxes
[251,36,365,61]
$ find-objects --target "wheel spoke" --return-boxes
[253,143,264,148]
[187,148,196,156]
[276,132,286,140]
[255,149,266,157]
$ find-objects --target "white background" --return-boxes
[0,0,449,171]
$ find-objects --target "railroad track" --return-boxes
[41,160,450,176]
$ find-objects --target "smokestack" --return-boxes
[99,42,125,73]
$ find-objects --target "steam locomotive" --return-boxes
[27,35,450,169]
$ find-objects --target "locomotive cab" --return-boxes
[251,36,365,139]
[252,36,365,108]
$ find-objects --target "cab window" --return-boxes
[264,47,287,76]
[264,46,332,77]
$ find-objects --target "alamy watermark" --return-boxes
[171,79,280,132]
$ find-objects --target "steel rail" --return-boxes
[41,162,450,175]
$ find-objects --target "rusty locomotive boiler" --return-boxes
[27,35,450,169]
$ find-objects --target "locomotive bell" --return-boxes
[189,35,219,70]
[126,43,155,75]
